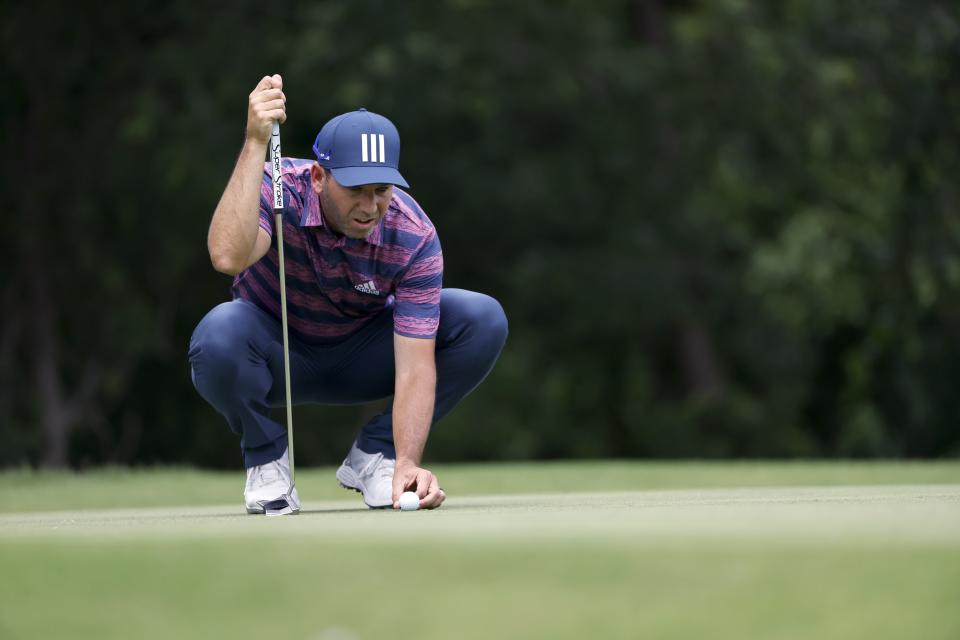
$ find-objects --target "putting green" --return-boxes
[0,462,957,639]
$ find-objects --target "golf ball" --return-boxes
[399,491,420,511]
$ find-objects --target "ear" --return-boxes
[310,163,327,194]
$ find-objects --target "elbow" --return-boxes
[209,248,243,276]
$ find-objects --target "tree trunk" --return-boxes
[678,319,724,399]
[32,256,71,468]
[630,0,668,47]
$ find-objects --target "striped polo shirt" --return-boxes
[231,158,443,344]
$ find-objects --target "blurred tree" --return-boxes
[1,0,957,467]
[0,1,300,466]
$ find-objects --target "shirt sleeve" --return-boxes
[258,161,305,237]
[393,230,443,339]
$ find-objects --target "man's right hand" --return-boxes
[208,75,286,275]
[246,74,286,145]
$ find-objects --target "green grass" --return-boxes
[1,461,958,640]
[3,539,957,640]
[2,459,957,512]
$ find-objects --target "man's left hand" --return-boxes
[392,460,445,509]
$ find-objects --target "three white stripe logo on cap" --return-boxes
[361,134,386,163]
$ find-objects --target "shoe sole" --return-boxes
[336,463,392,509]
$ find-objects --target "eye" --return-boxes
[375,186,390,195]
[349,186,364,194]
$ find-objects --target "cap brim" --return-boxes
[331,166,409,188]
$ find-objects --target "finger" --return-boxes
[249,90,286,129]
[249,76,279,99]
[250,99,283,116]
[411,470,430,498]
[392,476,404,506]
[405,471,423,493]
[270,73,283,90]
[254,99,286,115]
[420,475,444,509]
[252,89,285,103]
[252,75,272,94]
[255,109,286,125]
[251,101,285,118]
[422,486,445,510]
[392,468,414,506]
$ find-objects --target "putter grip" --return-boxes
[270,122,283,210]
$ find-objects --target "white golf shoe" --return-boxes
[244,447,300,515]
[336,443,395,508]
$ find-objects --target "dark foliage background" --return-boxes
[2,0,958,468]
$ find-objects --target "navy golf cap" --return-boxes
[312,108,409,188]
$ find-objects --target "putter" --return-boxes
[267,120,297,516]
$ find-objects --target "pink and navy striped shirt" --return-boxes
[231,158,443,344]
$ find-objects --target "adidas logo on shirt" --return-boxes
[354,280,381,296]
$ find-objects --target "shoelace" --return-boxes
[377,458,396,482]
[250,460,281,488]
[358,452,395,480]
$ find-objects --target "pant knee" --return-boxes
[188,302,266,399]
[441,289,508,352]
[474,294,508,350]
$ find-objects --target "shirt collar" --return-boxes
[300,186,384,247]
[300,184,323,227]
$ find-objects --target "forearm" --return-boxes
[207,139,268,275]
[392,365,436,466]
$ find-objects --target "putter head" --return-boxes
[263,496,297,517]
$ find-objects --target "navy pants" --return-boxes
[188,289,508,468]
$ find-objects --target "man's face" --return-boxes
[310,164,393,239]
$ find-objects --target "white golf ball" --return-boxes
[399,491,420,511]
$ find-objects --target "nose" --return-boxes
[358,190,377,215]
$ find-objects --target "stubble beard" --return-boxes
[319,189,350,238]
[320,189,379,240]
